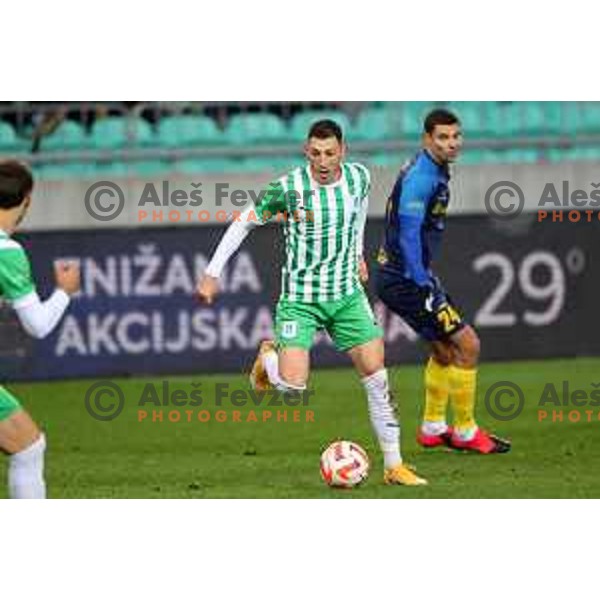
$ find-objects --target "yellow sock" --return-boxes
[449,365,477,435]
[424,358,450,425]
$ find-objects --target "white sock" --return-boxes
[9,433,47,499]
[422,421,449,436]
[362,369,402,469]
[454,426,478,442]
[261,350,306,394]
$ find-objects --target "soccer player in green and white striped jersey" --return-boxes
[0,161,80,498]
[198,120,426,486]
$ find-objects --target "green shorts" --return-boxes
[0,385,21,421]
[275,289,383,352]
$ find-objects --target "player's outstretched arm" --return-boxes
[196,205,261,305]
[14,260,80,339]
[197,180,287,305]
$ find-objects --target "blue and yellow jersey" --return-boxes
[378,149,450,286]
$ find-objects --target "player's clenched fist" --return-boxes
[358,257,369,284]
[54,260,80,296]
[196,274,219,305]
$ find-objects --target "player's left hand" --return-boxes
[196,274,220,305]
[358,258,369,284]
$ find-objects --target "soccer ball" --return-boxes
[320,440,370,488]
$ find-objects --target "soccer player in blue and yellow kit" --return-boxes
[375,109,510,454]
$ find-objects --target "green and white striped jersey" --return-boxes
[0,230,35,306]
[255,162,370,303]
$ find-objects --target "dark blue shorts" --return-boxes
[375,266,466,342]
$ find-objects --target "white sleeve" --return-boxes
[356,196,368,258]
[355,163,371,258]
[13,289,71,339]
[205,206,261,278]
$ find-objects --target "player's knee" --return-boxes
[431,345,453,367]
[455,328,480,366]
[10,432,46,464]
[278,367,307,390]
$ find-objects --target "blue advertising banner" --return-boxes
[1,215,598,381]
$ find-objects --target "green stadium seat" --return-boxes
[479,102,516,139]
[460,149,500,165]
[451,103,487,138]
[239,156,299,173]
[501,148,541,163]
[130,161,173,177]
[173,158,242,174]
[571,102,600,135]
[40,120,88,151]
[38,163,97,180]
[0,121,17,149]
[0,121,28,152]
[399,103,427,140]
[354,108,404,141]
[555,146,600,162]
[522,102,562,136]
[289,110,353,141]
[157,115,223,148]
[225,114,290,145]
[91,161,133,177]
[89,117,154,150]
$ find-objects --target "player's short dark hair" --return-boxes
[0,160,34,210]
[424,109,460,135]
[308,119,344,143]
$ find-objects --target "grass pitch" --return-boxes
[1,357,598,498]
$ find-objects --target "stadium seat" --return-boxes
[555,146,600,162]
[500,148,541,163]
[39,120,88,151]
[451,103,487,138]
[563,102,600,134]
[173,158,243,174]
[0,121,28,151]
[399,103,428,140]
[89,117,154,150]
[157,115,223,148]
[354,108,403,141]
[521,102,562,137]
[289,110,353,141]
[0,121,17,148]
[91,161,133,177]
[480,102,517,138]
[38,162,97,180]
[225,114,290,145]
[239,156,299,173]
[459,149,500,165]
[130,161,173,177]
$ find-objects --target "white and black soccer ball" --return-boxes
[320,440,370,488]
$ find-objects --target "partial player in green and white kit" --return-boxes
[0,161,80,499]
[197,120,426,486]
